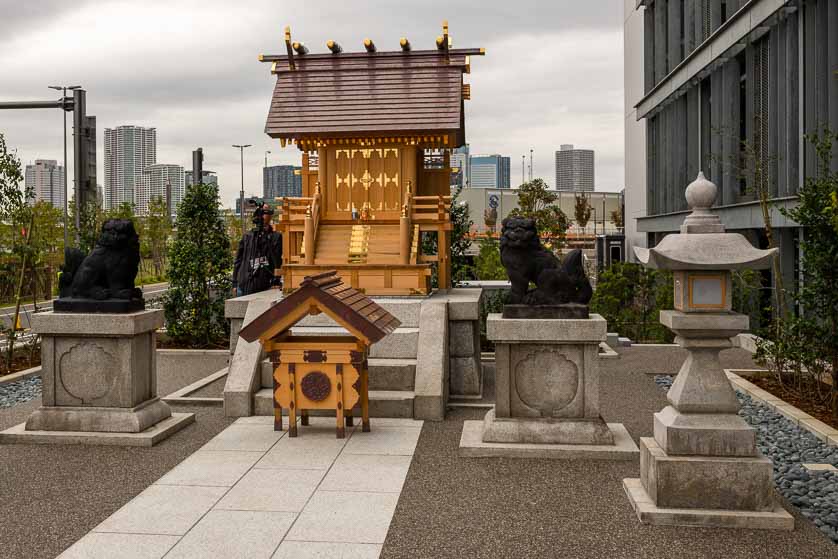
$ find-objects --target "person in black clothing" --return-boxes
[233,200,283,296]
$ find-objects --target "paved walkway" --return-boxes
[58,416,423,559]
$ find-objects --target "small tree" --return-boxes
[450,184,474,284]
[758,129,838,418]
[163,182,232,347]
[508,178,571,249]
[0,133,34,373]
[143,196,171,280]
[611,206,624,229]
[474,236,507,281]
[574,193,592,231]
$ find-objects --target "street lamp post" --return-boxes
[264,150,271,198]
[48,84,81,250]
[233,144,252,236]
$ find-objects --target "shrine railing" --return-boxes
[411,195,452,224]
[277,196,314,223]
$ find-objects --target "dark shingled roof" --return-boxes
[262,49,482,141]
[239,271,401,344]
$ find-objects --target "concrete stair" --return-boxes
[254,388,415,418]
[259,357,416,391]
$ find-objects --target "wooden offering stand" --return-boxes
[239,271,400,438]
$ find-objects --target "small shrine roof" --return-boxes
[239,271,401,344]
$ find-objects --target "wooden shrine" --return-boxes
[238,271,401,438]
[260,22,484,295]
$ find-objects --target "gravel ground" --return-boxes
[656,374,838,544]
[0,376,41,409]
[381,347,835,559]
[0,405,235,559]
[0,363,235,559]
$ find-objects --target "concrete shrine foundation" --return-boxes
[459,313,638,460]
[224,288,484,421]
[0,309,193,447]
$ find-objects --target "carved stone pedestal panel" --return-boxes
[459,314,638,460]
[0,310,194,446]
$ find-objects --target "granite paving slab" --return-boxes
[60,411,423,558]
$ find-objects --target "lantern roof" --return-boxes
[633,172,777,271]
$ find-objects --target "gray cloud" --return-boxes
[0,0,625,210]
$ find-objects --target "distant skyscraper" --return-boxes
[263,165,302,200]
[135,164,184,217]
[450,145,470,188]
[555,144,594,192]
[185,170,218,188]
[25,159,65,208]
[104,125,156,210]
[469,154,510,188]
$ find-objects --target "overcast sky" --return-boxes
[0,0,624,207]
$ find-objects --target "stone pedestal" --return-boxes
[459,313,638,460]
[623,310,793,529]
[0,310,193,446]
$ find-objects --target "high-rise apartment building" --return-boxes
[263,165,302,200]
[469,154,510,188]
[104,125,156,210]
[450,145,470,188]
[555,145,594,192]
[623,0,838,295]
[25,159,65,208]
[135,164,184,217]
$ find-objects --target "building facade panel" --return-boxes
[627,0,837,303]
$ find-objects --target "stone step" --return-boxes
[260,357,416,391]
[288,326,419,359]
[253,388,414,418]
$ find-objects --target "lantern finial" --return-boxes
[680,172,724,234]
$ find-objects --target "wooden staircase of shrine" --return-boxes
[284,223,431,295]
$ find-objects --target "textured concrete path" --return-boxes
[58,417,423,559]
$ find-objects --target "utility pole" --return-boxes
[233,144,252,236]
[0,88,94,249]
[529,149,533,182]
[47,85,81,249]
[521,155,525,185]
[264,150,271,197]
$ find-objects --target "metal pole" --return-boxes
[233,144,252,236]
[521,155,525,185]
[240,149,245,235]
[529,149,533,182]
[61,100,68,248]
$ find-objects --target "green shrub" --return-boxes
[163,182,232,348]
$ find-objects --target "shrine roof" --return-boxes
[239,271,401,344]
[261,48,482,141]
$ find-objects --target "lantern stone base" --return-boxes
[4,309,193,447]
[653,405,758,457]
[624,439,793,530]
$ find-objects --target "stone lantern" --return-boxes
[623,172,793,529]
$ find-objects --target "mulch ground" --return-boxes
[751,375,838,430]
[381,346,836,559]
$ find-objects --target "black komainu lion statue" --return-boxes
[58,219,143,306]
[499,216,592,307]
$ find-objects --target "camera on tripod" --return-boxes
[248,198,274,230]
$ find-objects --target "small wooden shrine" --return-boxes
[260,22,483,295]
[239,271,401,438]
